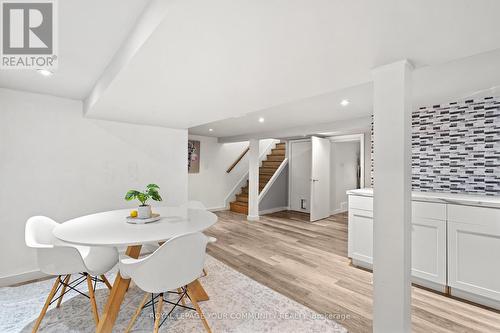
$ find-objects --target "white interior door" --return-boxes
[289,140,312,213]
[310,136,331,222]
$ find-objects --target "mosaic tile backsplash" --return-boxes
[412,96,500,195]
[371,96,500,196]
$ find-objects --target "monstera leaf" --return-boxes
[124,184,163,206]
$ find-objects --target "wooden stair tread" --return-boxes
[260,168,278,175]
[262,161,281,167]
[271,148,285,155]
[229,202,248,214]
[236,194,248,203]
[230,142,285,214]
[266,155,285,162]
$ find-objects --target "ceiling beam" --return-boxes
[217,116,372,143]
[83,0,171,115]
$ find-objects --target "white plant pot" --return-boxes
[138,205,152,219]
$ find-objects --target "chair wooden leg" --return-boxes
[187,279,209,302]
[86,274,100,326]
[186,287,212,333]
[32,276,61,333]
[100,275,112,290]
[125,292,149,333]
[153,293,164,333]
[177,288,186,306]
[56,274,71,308]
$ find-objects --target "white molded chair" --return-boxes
[182,201,217,276]
[25,216,119,332]
[145,200,217,275]
[143,201,211,253]
[183,201,217,277]
[120,232,212,333]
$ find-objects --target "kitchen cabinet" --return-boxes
[348,208,373,267]
[347,195,373,268]
[347,190,500,309]
[348,195,447,288]
[447,204,500,307]
[411,202,447,287]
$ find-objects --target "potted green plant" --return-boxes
[125,184,163,219]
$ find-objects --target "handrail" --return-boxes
[226,147,250,173]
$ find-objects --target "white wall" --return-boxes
[259,165,289,213]
[187,135,248,210]
[187,135,276,210]
[330,141,360,214]
[0,88,187,284]
[364,129,372,187]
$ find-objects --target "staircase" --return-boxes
[229,142,286,214]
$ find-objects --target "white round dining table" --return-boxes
[52,205,217,333]
[53,205,217,247]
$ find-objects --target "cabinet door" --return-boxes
[448,205,500,301]
[348,208,373,264]
[411,217,446,285]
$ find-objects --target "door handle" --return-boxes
[310,178,319,182]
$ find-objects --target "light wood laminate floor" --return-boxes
[205,210,500,333]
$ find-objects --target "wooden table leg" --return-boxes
[96,245,142,333]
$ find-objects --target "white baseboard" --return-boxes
[247,215,260,221]
[208,206,228,212]
[331,208,347,215]
[411,276,446,293]
[0,269,47,287]
[451,288,500,310]
[259,206,288,215]
[352,258,373,270]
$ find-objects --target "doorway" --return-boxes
[289,140,312,213]
[288,134,365,221]
[330,135,364,214]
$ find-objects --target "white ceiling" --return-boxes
[0,0,150,100]
[2,0,500,139]
[86,0,500,130]
[191,48,500,140]
[190,83,373,138]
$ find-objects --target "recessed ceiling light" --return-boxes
[258,117,265,123]
[37,69,53,77]
[209,128,213,132]
[340,99,350,106]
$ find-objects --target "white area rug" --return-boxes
[0,256,346,332]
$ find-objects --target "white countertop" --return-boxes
[347,188,500,209]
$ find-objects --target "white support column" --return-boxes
[247,139,260,221]
[372,60,413,333]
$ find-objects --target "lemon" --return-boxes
[130,210,138,218]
